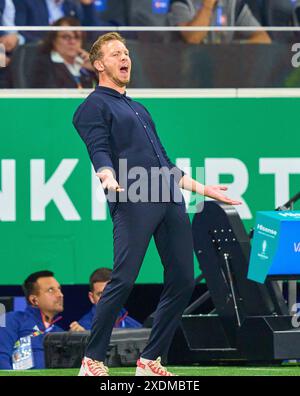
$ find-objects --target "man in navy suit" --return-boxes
[73,32,241,376]
[13,0,101,41]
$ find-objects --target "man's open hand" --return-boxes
[204,185,242,205]
[96,171,124,192]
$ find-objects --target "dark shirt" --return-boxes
[73,86,185,216]
[78,306,142,330]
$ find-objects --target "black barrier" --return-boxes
[5,40,300,89]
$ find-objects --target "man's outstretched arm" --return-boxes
[178,174,242,205]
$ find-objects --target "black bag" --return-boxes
[44,328,151,368]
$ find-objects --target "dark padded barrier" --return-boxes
[9,41,298,89]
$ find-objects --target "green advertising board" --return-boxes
[0,92,300,285]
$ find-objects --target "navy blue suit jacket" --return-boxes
[13,0,99,26]
[0,0,5,23]
[13,0,101,41]
[73,86,185,215]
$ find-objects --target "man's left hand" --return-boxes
[204,185,242,205]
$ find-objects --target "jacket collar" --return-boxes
[95,85,131,100]
[26,305,62,328]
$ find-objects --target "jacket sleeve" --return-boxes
[73,100,115,173]
[0,313,21,369]
[13,0,28,26]
[78,312,92,330]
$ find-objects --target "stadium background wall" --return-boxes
[0,91,299,286]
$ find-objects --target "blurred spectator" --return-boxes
[0,0,21,59]
[129,0,172,26]
[93,0,129,26]
[30,17,96,88]
[294,0,300,25]
[69,267,142,331]
[0,0,21,87]
[263,0,294,42]
[13,0,104,42]
[168,0,271,44]
[244,0,264,24]
[0,271,64,370]
[128,0,175,42]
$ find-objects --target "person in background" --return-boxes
[30,16,96,88]
[69,267,142,331]
[0,270,64,370]
[0,0,20,87]
[0,0,20,56]
[168,0,271,44]
[13,0,102,42]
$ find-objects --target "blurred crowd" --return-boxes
[0,0,299,88]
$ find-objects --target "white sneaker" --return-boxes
[135,357,176,376]
[78,357,109,376]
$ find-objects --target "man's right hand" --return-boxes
[69,321,86,332]
[96,169,124,192]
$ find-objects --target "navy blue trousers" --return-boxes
[86,201,195,361]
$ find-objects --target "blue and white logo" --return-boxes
[258,240,269,260]
[257,223,277,236]
[152,0,170,14]
[294,242,300,253]
[262,240,267,255]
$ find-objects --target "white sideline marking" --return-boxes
[1,88,300,99]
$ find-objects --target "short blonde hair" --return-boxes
[89,32,126,66]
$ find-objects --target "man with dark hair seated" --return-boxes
[69,267,142,332]
[0,271,64,370]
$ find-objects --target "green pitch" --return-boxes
[1,365,300,376]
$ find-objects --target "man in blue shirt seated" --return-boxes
[0,270,64,370]
[69,268,142,331]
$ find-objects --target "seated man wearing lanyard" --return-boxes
[0,271,64,370]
